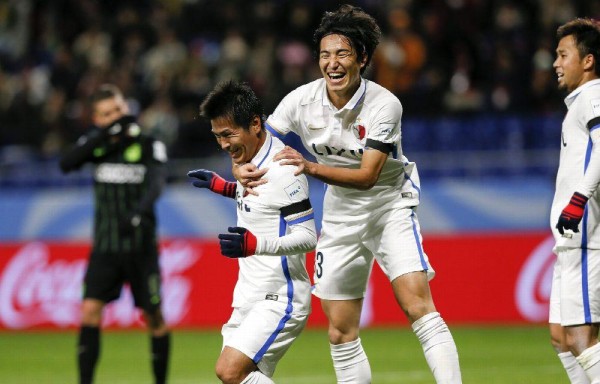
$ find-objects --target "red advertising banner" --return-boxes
[0,231,554,330]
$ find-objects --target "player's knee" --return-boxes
[143,308,166,332]
[215,363,245,384]
[565,333,595,356]
[328,325,359,344]
[403,302,434,324]
[81,301,103,326]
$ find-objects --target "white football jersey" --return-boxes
[232,133,313,314]
[551,79,600,249]
[266,78,421,223]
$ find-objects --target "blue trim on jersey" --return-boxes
[580,136,593,323]
[403,162,421,197]
[584,137,593,171]
[265,122,285,139]
[256,135,274,169]
[252,215,295,363]
[392,144,398,160]
[582,210,591,323]
[287,213,314,226]
[590,124,600,132]
[410,210,428,270]
[351,83,367,110]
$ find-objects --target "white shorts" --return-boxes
[312,206,434,300]
[222,299,308,377]
[549,247,600,326]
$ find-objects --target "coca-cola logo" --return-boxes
[0,241,199,329]
[515,236,556,322]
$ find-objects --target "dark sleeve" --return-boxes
[59,129,106,173]
[279,198,314,225]
[135,139,167,216]
[588,116,600,131]
[365,138,394,155]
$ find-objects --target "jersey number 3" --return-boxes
[315,251,324,278]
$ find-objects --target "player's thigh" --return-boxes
[216,346,257,381]
[127,251,163,313]
[83,251,122,303]
[312,219,373,300]
[365,207,434,282]
[222,300,308,378]
[556,248,600,326]
[549,255,562,324]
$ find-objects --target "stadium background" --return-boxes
[0,0,598,379]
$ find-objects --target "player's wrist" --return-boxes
[567,192,588,213]
[306,161,317,176]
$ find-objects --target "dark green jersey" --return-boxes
[60,124,167,254]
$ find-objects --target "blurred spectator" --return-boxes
[372,6,426,107]
[0,0,597,175]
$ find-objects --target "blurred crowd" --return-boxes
[0,0,598,165]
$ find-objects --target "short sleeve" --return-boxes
[366,99,402,145]
[266,89,303,137]
[586,95,600,131]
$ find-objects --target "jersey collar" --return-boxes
[321,77,367,112]
[565,78,600,108]
[250,131,273,169]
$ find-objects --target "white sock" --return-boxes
[412,312,462,384]
[330,338,372,383]
[240,371,275,384]
[559,351,590,383]
[577,343,600,384]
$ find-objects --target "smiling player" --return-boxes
[549,18,600,383]
[234,4,462,383]
[188,80,316,384]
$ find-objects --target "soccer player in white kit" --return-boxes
[549,18,600,384]
[235,5,461,383]
[188,80,317,384]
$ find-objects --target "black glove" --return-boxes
[187,169,237,198]
[103,115,140,139]
[556,192,588,235]
[119,212,143,236]
[218,227,257,258]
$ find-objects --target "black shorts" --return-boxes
[83,249,162,313]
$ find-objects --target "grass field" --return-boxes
[0,325,566,383]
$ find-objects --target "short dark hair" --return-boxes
[313,4,382,74]
[557,18,600,76]
[199,80,265,131]
[89,84,123,109]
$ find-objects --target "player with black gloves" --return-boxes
[548,18,600,384]
[187,81,316,384]
[59,84,170,384]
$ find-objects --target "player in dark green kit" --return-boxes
[60,84,170,384]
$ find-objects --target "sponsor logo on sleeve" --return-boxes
[284,180,305,200]
[591,99,600,117]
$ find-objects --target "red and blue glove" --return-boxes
[218,227,257,258]
[556,192,588,235]
[187,169,236,198]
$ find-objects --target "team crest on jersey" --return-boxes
[124,143,142,162]
[351,119,366,140]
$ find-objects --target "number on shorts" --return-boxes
[315,251,324,278]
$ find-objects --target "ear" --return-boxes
[583,53,595,72]
[250,115,262,136]
[360,54,368,69]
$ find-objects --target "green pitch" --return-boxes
[0,325,565,383]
